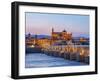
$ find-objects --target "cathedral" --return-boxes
[51,28,72,41]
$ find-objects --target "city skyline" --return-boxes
[25,12,89,37]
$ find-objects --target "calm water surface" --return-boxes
[25,53,88,68]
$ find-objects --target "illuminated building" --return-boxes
[26,33,50,48]
[26,28,73,47]
[51,28,72,45]
[36,38,50,48]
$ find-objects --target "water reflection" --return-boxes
[25,53,88,68]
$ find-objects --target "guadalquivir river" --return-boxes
[25,53,88,68]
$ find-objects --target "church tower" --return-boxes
[52,28,54,33]
[51,28,54,45]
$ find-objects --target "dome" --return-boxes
[62,29,66,32]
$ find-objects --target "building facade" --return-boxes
[51,28,72,45]
[51,28,72,40]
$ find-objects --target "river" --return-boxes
[25,53,88,68]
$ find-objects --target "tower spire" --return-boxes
[52,27,54,33]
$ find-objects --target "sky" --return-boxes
[25,12,89,37]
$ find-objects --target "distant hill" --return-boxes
[72,33,89,38]
[26,33,89,39]
[26,34,51,39]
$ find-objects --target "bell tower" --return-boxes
[52,27,54,33]
[51,28,54,45]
